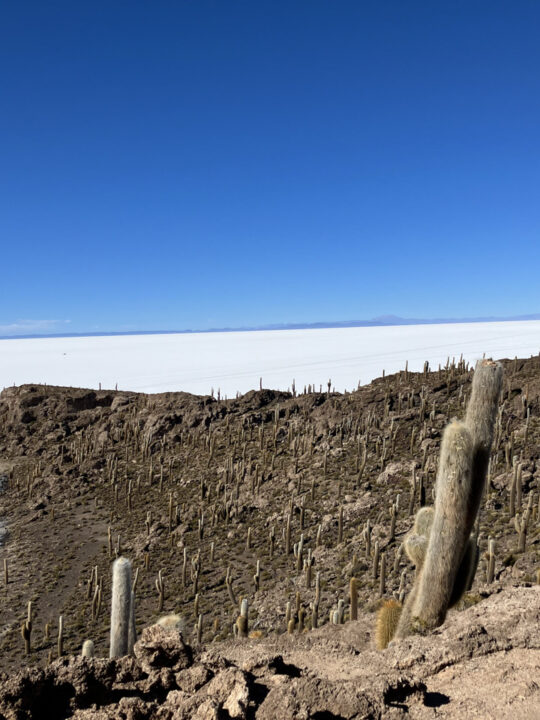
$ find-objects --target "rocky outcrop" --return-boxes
[0,586,538,719]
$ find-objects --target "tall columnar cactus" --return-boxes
[21,601,33,656]
[464,359,503,528]
[399,420,474,634]
[110,557,133,658]
[58,615,64,657]
[404,503,478,604]
[381,360,502,646]
[128,590,137,653]
[349,577,358,620]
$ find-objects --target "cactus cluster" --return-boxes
[5,352,538,669]
[377,360,503,647]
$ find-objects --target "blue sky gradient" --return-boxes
[1,1,539,335]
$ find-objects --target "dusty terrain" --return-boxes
[0,354,538,717]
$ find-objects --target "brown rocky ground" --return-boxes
[0,585,537,718]
[0,354,538,717]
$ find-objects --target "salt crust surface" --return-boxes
[1,320,539,395]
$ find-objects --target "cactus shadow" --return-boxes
[268,655,301,677]
[423,690,450,707]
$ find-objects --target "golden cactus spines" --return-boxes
[375,599,402,650]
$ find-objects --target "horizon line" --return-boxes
[1,312,539,341]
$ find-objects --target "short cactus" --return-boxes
[236,615,248,637]
[404,532,429,570]
[156,614,187,634]
[412,506,434,537]
[236,598,248,638]
[375,599,402,650]
[81,639,95,658]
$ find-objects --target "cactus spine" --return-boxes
[109,557,133,658]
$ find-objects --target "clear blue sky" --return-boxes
[1,1,539,335]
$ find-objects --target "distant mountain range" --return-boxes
[1,313,539,340]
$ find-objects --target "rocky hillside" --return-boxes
[0,354,538,717]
